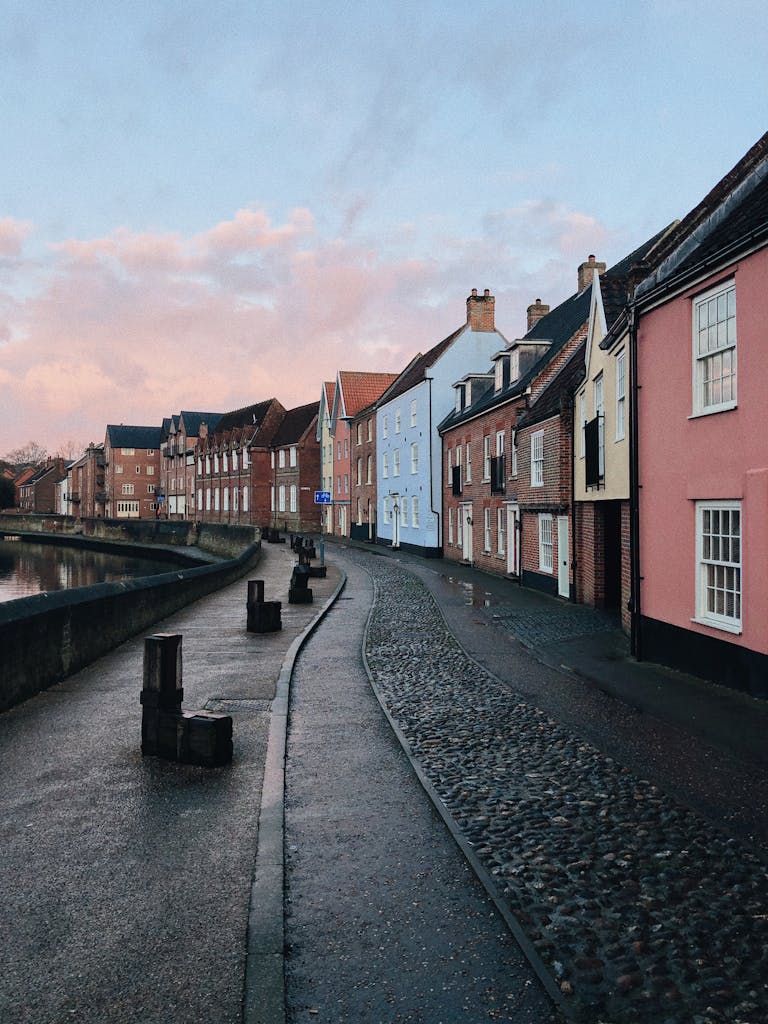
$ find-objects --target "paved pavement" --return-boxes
[2,534,766,1024]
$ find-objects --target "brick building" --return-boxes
[17,458,70,514]
[316,382,336,533]
[67,443,107,518]
[160,410,222,519]
[268,401,321,533]
[104,426,162,519]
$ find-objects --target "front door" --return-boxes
[506,504,519,575]
[461,503,473,562]
[557,516,569,598]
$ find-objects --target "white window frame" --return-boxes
[594,374,605,478]
[243,486,249,512]
[395,408,401,434]
[290,446,297,467]
[400,496,407,526]
[357,457,362,485]
[411,495,419,528]
[531,430,544,487]
[214,487,220,511]
[382,414,388,439]
[197,488,202,510]
[579,392,586,458]
[382,496,391,524]
[410,400,417,427]
[278,485,286,512]
[538,513,553,572]
[695,500,742,632]
[615,350,626,441]
[367,418,372,441]
[497,507,505,555]
[448,507,454,544]
[393,449,400,477]
[483,435,491,480]
[356,423,362,446]
[483,507,491,552]
[382,452,389,479]
[223,487,229,511]
[279,449,286,469]
[692,280,737,416]
[366,455,372,484]
[290,485,297,513]
[511,428,517,477]
[270,485,275,511]
[410,443,418,474]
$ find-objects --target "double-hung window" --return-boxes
[483,435,491,479]
[382,452,389,478]
[594,374,605,477]
[483,508,491,552]
[393,449,400,477]
[410,400,417,427]
[693,281,736,415]
[531,430,544,487]
[497,508,505,555]
[615,350,626,441]
[411,496,419,528]
[465,443,472,483]
[538,514,553,572]
[410,443,418,474]
[696,501,741,631]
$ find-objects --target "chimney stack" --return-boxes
[577,254,607,293]
[466,288,495,332]
[526,298,550,331]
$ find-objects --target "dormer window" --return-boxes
[455,384,466,413]
[510,350,520,383]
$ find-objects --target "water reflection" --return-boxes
[445,575,495,607]
[0,539,182,603]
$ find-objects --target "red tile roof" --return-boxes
[337,371,400,418]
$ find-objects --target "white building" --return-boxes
[376,290,509,555]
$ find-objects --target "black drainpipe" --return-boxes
[570,391,578,603]
[427,377,441,554]
[628,303,642,659]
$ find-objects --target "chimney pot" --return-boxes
[577,254,607,293]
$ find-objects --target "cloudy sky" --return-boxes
[1,0,766,455]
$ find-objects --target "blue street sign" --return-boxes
[314,490,332,504]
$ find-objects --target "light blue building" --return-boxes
[376,290,509,555]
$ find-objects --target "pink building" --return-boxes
[633,133,768,697]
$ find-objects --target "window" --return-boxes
[393,449,400,477]
[496,430,505,458]
[615,350,626,441]
[410,400,417,427]
[146,448,154,457]
[693,281,736,415]
[233,487,239,511]
[484,508,491,552]
[446,447,452,481]
[233,451,238,471]
[366,455,372,484]
[206,488,211,511]
[242,448,249,469]
[448,507,454,544]
[121,483,134,495]
[357,457,362,485]
[494,358,504,392]
[214,487,220,511]
[278,485,286,512]
[579,392,586,458]
[594,374,605,477]
[696,501,741,630]
[456,445,462,478]
[198,457,203,475]
[243,486,249,512]
[147,465,154,476]
[279,449,286,469]
[411,496,419,528]
[538,514,553,572]
[197,488,203,511]
[531,431,544,487]
[410,443,419,474]
[214,454,219,472]
[511,428,517,477]
[135,465,141,474]
[116,464,123,474]
[270,485,275,511]
[395,409,401,434]
[344,439,349,457]
[121,448,135,456]
[205,456,211,474]
[147,484,155,494]
[289,446,297,467]
[367,418,372,441]
[271,451,275,469]
[223,453,228,472]
[223,487,229,511]
[344,474,349,493]
[383,496,391,524]
[382,453,389,478]
[497,508,505,554]
[382,414,388,439]
[290,485,297,512]
[337,474,342,493]
[400,496,407,526]
[356,423,362,445]
[465,442,472,483]
[457,506,463,545]
[483,435,491,479]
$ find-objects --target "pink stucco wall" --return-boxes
[637,246,768,655]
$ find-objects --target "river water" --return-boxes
[0,538,184,603]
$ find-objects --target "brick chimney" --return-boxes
[526,298,550,331]
[577,254,607,293]
[466,288,495,332]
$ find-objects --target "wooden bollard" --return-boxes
[140,633,233,766]
[246,579,282,633]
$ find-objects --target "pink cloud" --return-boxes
[0,217,33,258]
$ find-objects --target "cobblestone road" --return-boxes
[359,554,768,1024]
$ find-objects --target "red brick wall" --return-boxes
[349,411,378,539]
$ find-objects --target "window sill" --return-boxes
[691,616,742,636]
[688,401,737,420]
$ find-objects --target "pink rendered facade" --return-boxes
[637,246,768,695]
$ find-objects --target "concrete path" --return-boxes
[0,542,338,1024]
[284,555,561,1023]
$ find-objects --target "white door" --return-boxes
[506,505,519,575]
[557,516,569,597]
[461,503,473,562]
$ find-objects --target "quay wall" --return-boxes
[0,517,262,713]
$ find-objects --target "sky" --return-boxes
[1,0,766,456]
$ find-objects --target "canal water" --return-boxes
[0,538,185,603]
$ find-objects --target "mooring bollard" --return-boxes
[246,578,282,633]
[289,563,313,604]
[140,633,233,767]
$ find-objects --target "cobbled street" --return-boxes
[353,550,768,1024]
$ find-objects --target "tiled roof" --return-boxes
[516,343,587,430]
[380,325,466,406]
[106,424,163,449]
[672,171,768,275]
[338,371,400,418]
[324,381,335,408]
[599,224,675,327]
[214,399,277,436]
[178,410,223,436]
[272,402,319,446]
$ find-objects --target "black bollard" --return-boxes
[289,563,313,604]
[246,578,282,633]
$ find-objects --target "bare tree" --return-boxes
[55,439,86,461]
[4,440,49,467]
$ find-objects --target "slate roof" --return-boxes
[516,343,587,430]
[379,326,466,406]
[271,402,319,446]
[106,425,163,449]
[337,371,399,419]
[214,400,277,436]
[598,224,676,328]
[438,289,591,433]
[178,410,223,436]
